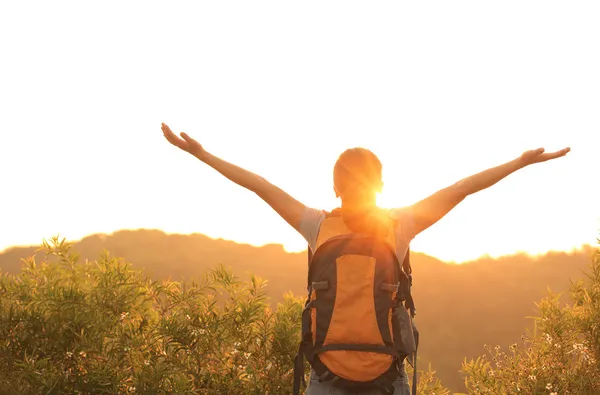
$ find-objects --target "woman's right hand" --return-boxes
[519,147,570,166]
[161,122,208,161]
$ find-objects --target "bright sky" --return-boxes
[1,1,598,263]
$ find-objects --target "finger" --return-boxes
[162,125,187,149]
[180,132,197,144]
[163,134,184,149]
[162,124,178,141]
[551,147,571,158]
[162,127,177,143]
[551,147,570,156]
[540,148,570,161]
[162,123,174,136]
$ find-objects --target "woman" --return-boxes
[161,122,569,394]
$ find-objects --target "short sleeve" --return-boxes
[299,207,326,252]
[389,206,416,251]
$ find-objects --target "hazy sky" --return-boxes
[1,1,598,263]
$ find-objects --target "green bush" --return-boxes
[461,246,600,394]
[0,237,448,394]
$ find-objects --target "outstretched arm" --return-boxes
[410,147,571,236]
[161,123,306,232]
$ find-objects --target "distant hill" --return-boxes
[0,230,594,392]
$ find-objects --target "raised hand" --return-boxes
[161,123,207,160]
[519,147,571,166]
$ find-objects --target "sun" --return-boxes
[375,182,417,210]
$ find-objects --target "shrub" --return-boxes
[0,237,447,394]
[461,246,600,394]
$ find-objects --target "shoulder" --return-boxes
[388,206,413,221]
[299,207,327,252]
[387,206,416,244]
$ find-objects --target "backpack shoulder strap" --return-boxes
[402,247,416,317]
[402,246,412,276]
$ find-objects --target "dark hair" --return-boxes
[333,147,382,198]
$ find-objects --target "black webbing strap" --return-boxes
[403,247,418,395]
[313,343,400,357]
[402,247,416,317]
[293,341,305,395]
[410,321,419,395]
[411,349,418,395]
[294,253,314,395]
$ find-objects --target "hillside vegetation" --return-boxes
[0,230,594,392]
[0,237,448,394]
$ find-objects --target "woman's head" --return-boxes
[333,148,383,205]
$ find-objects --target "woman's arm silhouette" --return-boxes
[162,122,570,239]
[409,147,571,236]
[161,123,306,232]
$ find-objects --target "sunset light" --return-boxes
[0,1,597,263]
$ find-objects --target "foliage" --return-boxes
[2,230,594,393]
[407,363,451,395]
[0,237,448,394]
[461,246,600,394]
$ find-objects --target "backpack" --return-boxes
[293,208,419,395]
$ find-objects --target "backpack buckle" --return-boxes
[311,281,329,290]
[380,282,400,293]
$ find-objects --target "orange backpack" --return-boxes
[293,208,418,395]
